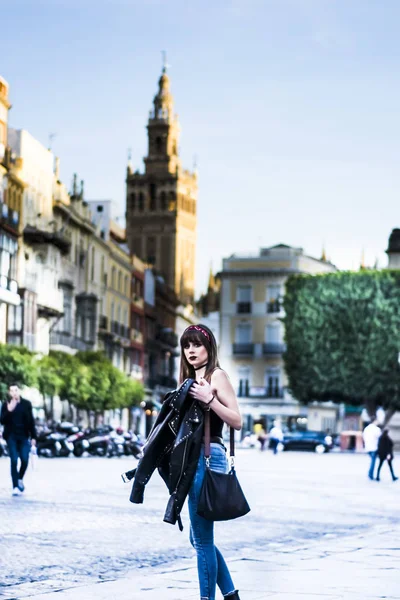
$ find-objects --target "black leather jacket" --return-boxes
[128,378,205,530]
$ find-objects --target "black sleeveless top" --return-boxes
[208,367,224,438]
[210,409,224,438]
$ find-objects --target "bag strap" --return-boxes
[204,409,235,466]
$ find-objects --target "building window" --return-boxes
[155,136,162,153]
[130,193,136,210]
[111,266,116,288]
[160,191,167,211]
[267,284,282,313]
[118,270,122,292]
[147,237,156,265]
[101,256,105,285]
[60,286,73,333]
[236,285,252,314]
[266,323,281,344]
[168,191,176,211]
[8,304,22,332]
[235,322,251,343]
[76,294,97,343]
[91,247,95,281]
[265,367,281,398]
[149,183,157,211]
[138,193,144,212]
[238,366,251,397]
[124,275,128,296]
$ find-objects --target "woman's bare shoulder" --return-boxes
[210,368,230,383]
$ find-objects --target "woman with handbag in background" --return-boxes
[180,324,245,600]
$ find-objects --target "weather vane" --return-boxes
[162,50,170,73]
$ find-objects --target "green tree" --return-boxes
[37,354,63,421]
[47,351,91,421]
[76,351,144,425]
[0,344,38,402]
[283,270,400,425]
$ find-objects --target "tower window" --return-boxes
[138,193,144,212]
[150,183,157,210]
[130,193,136,210]
[169,191,176,211]
[155,136,162,153]
[160,191,167,211]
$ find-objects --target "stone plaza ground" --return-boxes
[0,449,399,599]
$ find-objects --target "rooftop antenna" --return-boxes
[161,50,170,73]
[48,132,57,151]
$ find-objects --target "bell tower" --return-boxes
[126,62,197,306]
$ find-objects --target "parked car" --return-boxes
[281,431,333,453]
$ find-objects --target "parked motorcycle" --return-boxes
[73,427,110,457]
[123,431,144,459]
[37,429,74,458]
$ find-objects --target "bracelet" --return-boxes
[204,395,215,408]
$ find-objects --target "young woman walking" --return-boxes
[180,324,242,600]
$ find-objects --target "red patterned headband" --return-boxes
[184,325,210,342]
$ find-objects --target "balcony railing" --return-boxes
[156,326,178,348]
[0,275,18,295]
[50,331,95,351]
[232,343,254,356]
[236,302,252,314]
[267,300,281,313]
[262,343,287,355]
[111,321,130,339]
[99,315,108,330]
[237,385,285,399]
[148,374,177,390]
[0,202,19,231]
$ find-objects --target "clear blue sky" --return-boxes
[4,0,400,297]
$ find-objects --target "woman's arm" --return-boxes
[190,370,242,430]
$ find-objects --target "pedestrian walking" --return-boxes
[269,421,283,455]
[376,429,398,482]
[362,418,381,480]
[0,383,37,496]
[183,324,243,600]
[257,428,267,451]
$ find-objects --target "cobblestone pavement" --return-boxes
[0,449,399,599]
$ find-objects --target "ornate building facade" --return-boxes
[126,66,197,306]
[218,244,338,435]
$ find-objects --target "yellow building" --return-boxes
[126,65,197,305]
[0,77,22,343]
[219,244,337,433]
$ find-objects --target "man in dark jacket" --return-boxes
[0,383,37,496]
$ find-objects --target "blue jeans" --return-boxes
[7,436,31,488]
[188,443,236,600]
[368,451,377,479]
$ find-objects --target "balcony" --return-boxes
[156,326,178,348]
[131,328,144,345]
[262,343,287,355]
[50,331,95,351]
[23,225,71,255]
[233,343,254,356]
[236,302,252,314]
[132,293,144,310]
[99,315,108,330]
[0,275,20,306]
[111,321,130,339]
[238,385,285,399]
[0,202,19,232]
[148,374,177,390]
[267,300,281,313]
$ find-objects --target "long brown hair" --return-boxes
[179,324,220,384]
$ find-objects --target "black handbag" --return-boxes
[197,409,250,521]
